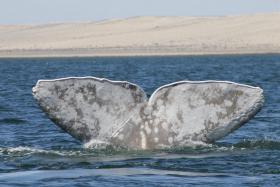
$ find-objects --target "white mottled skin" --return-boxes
[33,77,264,150]
[148,81,264,145]
[33,77,147,145]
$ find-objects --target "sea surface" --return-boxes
[0,55,279,186]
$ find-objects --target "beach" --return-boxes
[0,13,279,57]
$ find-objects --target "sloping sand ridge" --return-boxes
[0,13,279,57]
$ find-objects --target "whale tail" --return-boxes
[32,77,264,150]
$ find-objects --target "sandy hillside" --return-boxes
[0,13,279,57]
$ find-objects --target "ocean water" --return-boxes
[0,55,279,186]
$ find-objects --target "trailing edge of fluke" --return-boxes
[32,77,264,150]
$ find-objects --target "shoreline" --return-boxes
[0,48,279,58]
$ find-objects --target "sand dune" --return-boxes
[0,13,279,57]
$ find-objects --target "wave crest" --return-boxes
[1,139,280,158]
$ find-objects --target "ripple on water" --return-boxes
[0,105,12,112]
[0,118,27,125]
[1,138,280,158]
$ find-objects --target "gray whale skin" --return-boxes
[32,77,264,150]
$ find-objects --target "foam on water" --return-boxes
[1,138,280,158]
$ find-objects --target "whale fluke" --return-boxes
[32,77,264,150]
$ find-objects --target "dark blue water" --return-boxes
[0,55,279,186]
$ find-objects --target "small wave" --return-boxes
[0,146,149,158]
[0,146,83,157]
[0,105,12,112]
[0,144,231,160]
[165,139,280,153]
[146,139,280,154]
[0,118,27,124]
[1,139,279,158]
[233,139,280,150]
[0,168,229,182]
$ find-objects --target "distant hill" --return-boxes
[0,13,279,57]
